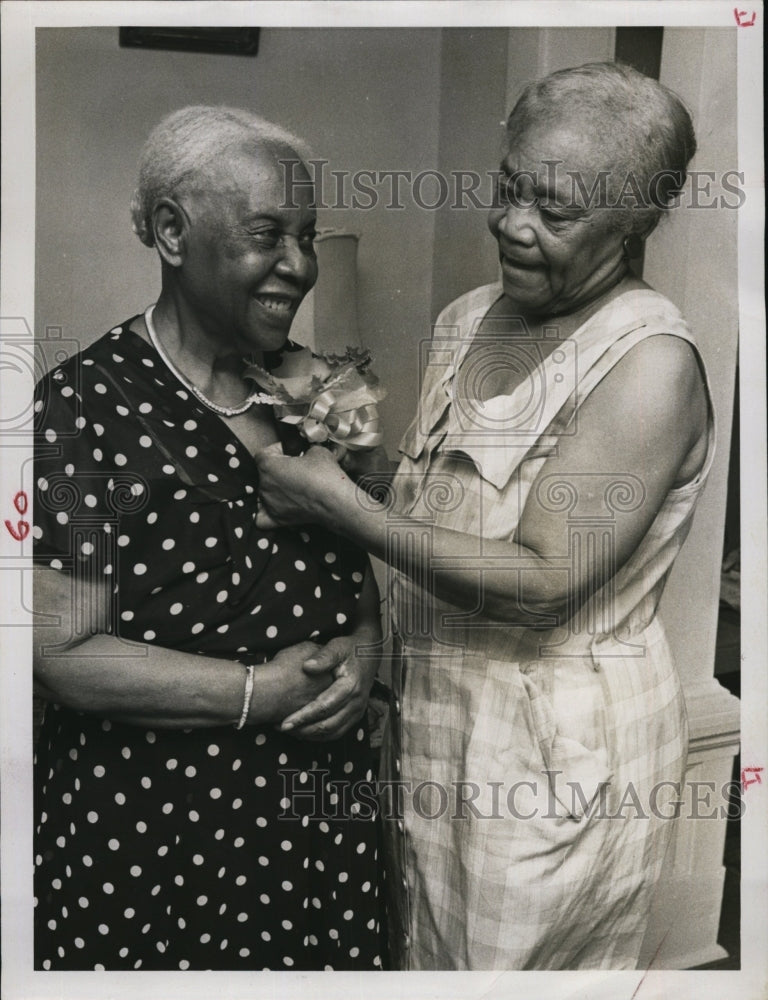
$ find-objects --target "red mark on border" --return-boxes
[734,7,757,25]
[4,490,30,541]
[741,766,764,791]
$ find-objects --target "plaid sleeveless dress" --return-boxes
[383,285,715,970]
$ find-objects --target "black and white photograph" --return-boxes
[0,2,765,998]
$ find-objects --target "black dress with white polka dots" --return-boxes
[32,320,383,971]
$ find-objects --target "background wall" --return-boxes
[35,26,446,452]
[429,29,508,319]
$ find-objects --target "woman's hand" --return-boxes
[255,445,354,530]
[262,640,336,719]
[337,444,396,483]
[33,569,338,729]
[277,634,380,741]
[276,565,382,742]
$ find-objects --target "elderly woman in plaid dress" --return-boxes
[255,63,713,970]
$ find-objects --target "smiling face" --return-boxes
[174,142,318,355]
[488,123,628,318]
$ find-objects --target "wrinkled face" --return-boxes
[176,143,318,355]
[487,123,627,317]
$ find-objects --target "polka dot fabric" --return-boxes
[34,710,381,970]
[32,321,382,970]
[33,324,367,658]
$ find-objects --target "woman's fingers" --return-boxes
[279,673,356,731]
[328,442,348,464]
[260,441,285,457]
[302,639,349,674]
[288,702,364,741]
[256,445,331,478]
[254,460,305,527]
[268,639,323,666]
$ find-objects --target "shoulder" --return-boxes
[34,319,140,433]
[612,334,704,405]
[434,283,502,331]
[594,284,706,409]
[35,319,141,394]
[587,333,709,452]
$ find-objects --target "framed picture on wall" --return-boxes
[119,27,260,56]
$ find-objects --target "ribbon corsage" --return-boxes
[244,342,386,451]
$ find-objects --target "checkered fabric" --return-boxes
[381,285,716,970]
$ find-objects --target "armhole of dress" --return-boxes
[572,326,717,494]
[665,333,717,494]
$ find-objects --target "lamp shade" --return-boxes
[289,230,361,354]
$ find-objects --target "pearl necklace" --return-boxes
[144,305,255,417]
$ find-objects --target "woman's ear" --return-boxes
[152,198,188,267]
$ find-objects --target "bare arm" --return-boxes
[34,566,335,729]
[256,336,708,621]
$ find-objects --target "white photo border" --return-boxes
[1,3,765,999]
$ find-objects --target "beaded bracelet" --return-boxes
[235,664,256,730]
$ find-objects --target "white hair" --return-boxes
[506,62,697,234]
[130,105,312,247]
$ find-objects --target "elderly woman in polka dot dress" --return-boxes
[32,107,384,971]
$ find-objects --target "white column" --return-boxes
[639,27,740,969]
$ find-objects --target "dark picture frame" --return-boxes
[119,27,260,56]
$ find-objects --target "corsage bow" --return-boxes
[244,343,386,451]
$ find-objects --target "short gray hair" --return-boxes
[130,105,311,247]
[506,62,697,233]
